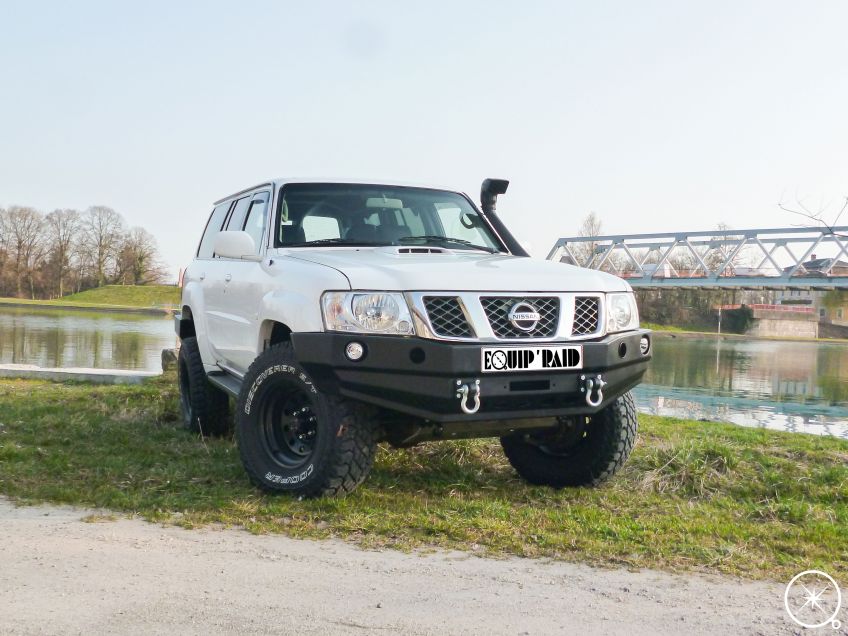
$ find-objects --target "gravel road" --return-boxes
[0,499,802,635]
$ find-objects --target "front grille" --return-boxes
[423,296,473,338]
[480,296,559,338]
[572,296,600,335]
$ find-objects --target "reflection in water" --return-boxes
[633,335,848,437]
[0,307,175,371]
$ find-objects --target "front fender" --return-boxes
[256,255,350,350]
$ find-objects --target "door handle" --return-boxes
[225,274,232,282]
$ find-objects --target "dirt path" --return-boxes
[0,499,798,635]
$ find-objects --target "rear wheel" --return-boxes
[235,343,378,498]
[177,336,231,436]
[501,392,638,488]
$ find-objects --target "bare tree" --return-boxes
[778,194,848,235]
[570,212,603,267]
[82,206,124,287]
[44,209,81,297]
[3,206,45,298]
[116,227,166,285]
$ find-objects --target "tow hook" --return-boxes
[580,374,607,408]
[456,379,482,415]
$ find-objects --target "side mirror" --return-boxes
[213,231,259,260]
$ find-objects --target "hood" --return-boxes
[280,247,631,292]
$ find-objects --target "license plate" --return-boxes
[481,345,583,373]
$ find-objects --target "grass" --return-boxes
[641,321,691,333]
[60,285,180,307]
[0,285,179,311]
[0,372,846,581]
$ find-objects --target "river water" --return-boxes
[633,334,848,438]
[0,307,175,372]
[1,308,846,437]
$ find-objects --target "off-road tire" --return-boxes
[501,391,638,488]
[178,336,231,437]
[235,342,378,498]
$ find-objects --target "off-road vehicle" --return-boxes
[177,178,651,497]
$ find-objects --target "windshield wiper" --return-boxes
[398,235,498,253]
[283,238,389,247]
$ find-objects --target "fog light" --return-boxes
[345,341,365,361]
[639,335,650,355]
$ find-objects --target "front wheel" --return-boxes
[235,343,378,498]
[501,392,638,488]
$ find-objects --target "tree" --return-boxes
[569,212,603,267]
[2,206,45,298]
[115,227,166,285]
[44,209,81,297]
[82,206,124,287]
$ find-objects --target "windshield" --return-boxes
[275,184,503,252]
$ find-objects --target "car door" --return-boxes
[207,191,270,373]
[203,195,252,368]
[226,191,271,373]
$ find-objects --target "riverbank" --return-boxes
[0,372,845,581]
[644,321,848,344]
[0,284,179,316]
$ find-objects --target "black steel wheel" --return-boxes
[235,342,378,497]
[501,392,638,488]
[177,336,231,437]
[258,385,318,469]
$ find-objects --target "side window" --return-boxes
[243,194,269,253]
[302,216,341,241]
[225,197,251,232]
[197,202,232,258]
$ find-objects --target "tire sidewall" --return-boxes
[177,346,195,428]
[237,355,337,493]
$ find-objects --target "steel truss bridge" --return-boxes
[547,226,848,289]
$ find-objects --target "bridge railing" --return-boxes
[546,226,848,288]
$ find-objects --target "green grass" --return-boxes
[61,285,180,307]
[641,321,690,333]
[0,372,846,580]
[0,285,179,311]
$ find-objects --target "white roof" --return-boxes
[215,177,467,205]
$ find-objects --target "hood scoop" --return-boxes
[377,246,451,255]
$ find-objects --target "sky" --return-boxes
[1,1,847,279]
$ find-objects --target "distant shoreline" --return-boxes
[0,298,175,316]
[649,327,848,345]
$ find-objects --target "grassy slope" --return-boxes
[641,321,690,333]
[0,372,845,581]
[60,285,180,307]
[0,285,179,309]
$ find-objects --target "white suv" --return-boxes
[177,178,651,497]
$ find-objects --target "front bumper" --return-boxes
[291,330,651,423]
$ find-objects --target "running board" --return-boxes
[207,372,242,399]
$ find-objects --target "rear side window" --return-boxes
[197,202,232,258]
[225,197,251,232]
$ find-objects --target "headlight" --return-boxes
[322,291,415,335]
[606,292,639,333]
